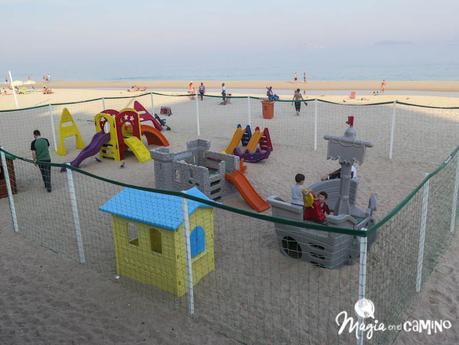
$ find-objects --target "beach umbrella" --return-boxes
[23,80,36,85]
[11,80,23,87]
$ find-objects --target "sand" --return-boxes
[0,86,458,344]
[4,80,459,93]
[2,84,459,112]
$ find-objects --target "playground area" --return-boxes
[0,91,458,345]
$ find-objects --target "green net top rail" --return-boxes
[2,91,459,113]
[1,145,458,238]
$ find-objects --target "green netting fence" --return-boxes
[0,91,458,345]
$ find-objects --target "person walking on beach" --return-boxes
[380,80,386,94]
[293,72,298,82]
[221,82,227,104]
[293,88,306,115]
[31,130,52,192]
[198,82,205,101]
[303,72,307,94]
[187,81,195,100]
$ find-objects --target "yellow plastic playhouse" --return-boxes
[99,186,215,297]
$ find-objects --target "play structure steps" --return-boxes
[241,125,252,146]
[259,128,273,152]
[100,144,117,160]
[225,170,270,212]
[209,176,223,200]
[123,137,151,163]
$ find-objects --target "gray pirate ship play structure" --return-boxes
[268,116,377,268]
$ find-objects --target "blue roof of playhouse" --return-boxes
[99,186,213,231]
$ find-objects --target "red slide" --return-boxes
[134,101,163,131]
[141,125,169,147]
[225,170,270,212]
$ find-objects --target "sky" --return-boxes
[1,0,459,80]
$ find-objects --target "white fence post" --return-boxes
[48,104,58,152]
[356,228,368,345]
[8,71,19,108]
[102,97,106,110]
[247,96,252,127]
[150,92,154,115]
[66,164,86,264]
[416,174,430,292]
[195,93,200,137]
[0,149,18,232]
[182,197,195,315]
[389,101,396,160]
[314,99,318,151]
[450,156,459,233]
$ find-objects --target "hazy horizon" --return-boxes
[2,0,459,81]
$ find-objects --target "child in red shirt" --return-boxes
[303,190,326,223]
[318,191,332,215]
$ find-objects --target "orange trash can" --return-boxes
[261,100,274,119]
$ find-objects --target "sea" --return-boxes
[8,43,459,82]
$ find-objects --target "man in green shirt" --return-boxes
[31,130,52,192]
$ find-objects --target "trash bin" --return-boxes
[261,100,274,119]
[0,156,17,199]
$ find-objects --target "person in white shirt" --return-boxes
[321,164,358,181]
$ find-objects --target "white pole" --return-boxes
[182,197,194,315]
[66,164,86,264]
[150,92,154,114]
[195,92,200,137]
[450,157,459,233]
[8,71,19,109]
[313,99,318,151]
[416,174,430,292]
[0,149,18,232]
[102,97,106,110]
[356,228,368,345]
[389,101,396,160]
[247,96,252,127]
[48,104,58,152]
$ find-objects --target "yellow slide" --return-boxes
[246,128,261,153]
[124,137,151,163]
[225,127,245,154]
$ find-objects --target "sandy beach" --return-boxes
[0,85,458,344]
[2,83,459,112]
[4,79,459,92]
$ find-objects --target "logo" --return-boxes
[336,299,452,340]
[354,298,375,319]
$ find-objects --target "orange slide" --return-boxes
[225,170,270,212]
[141,125,169,147]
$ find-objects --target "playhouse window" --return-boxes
[128,223,139,246]
[190,226,206,258]
[150,228,162,254]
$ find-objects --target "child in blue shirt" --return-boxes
[291,173,305,206]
